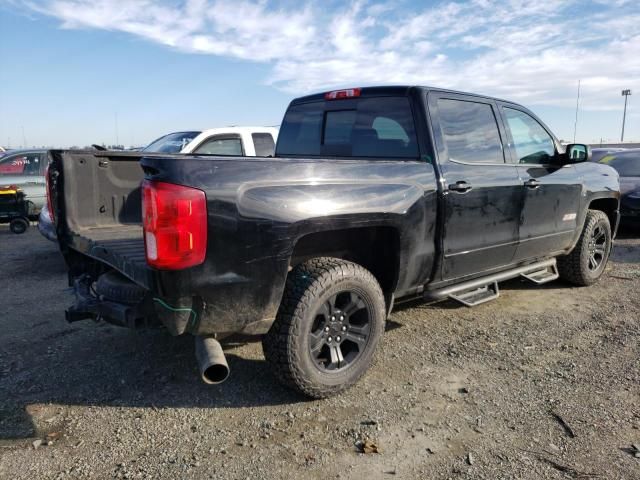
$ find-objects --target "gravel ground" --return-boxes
[1,224,639,479]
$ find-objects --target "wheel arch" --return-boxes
[587,196,619,234]
[290,226,401,308]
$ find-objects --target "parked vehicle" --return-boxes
[0,149,50,215]
[591,147,627,163]
[143,127,278,156]
[0,184,31,233]
[597,149,640,222]
[47,86,620,398]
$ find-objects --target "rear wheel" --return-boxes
[558,210,612,286]
[263,257,386,398]
[9,217,29,234]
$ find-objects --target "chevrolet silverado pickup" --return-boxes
[47,86,620,398]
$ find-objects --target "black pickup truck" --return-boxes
[48,86,620,398]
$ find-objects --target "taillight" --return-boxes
[45,164,55,223]
[142,180,207,270]
[324,88,361,100]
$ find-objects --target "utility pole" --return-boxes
[573,80,581,143]
[115,112,119,147]
[621,89,631,142]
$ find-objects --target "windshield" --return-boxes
[143,131,201,153]
[276,97,419,159]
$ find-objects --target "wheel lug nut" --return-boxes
[342,326,347,331]
[336,336,341,342]
[325,326,330,332]
[331,316,335,321]
[340,315,344,321]
[327,336,332,342]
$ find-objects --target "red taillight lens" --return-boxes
[324,88,361,100]
[142,180,207,270]
[45,164,55,222]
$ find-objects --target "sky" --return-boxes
[1,0,639,148]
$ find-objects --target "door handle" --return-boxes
[448,181,473,193]
[524,179,540,189]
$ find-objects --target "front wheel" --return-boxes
[263,258,386,398]
[558,210,612,286]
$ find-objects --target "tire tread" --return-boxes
[557,209,611,286]
[262,257,384,399]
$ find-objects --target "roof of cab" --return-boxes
[290,85,518,107]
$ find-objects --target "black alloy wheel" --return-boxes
[309,291,372,372]
[586,223,608,272]
[263,257,386,398]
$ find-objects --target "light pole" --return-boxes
[621,89,631,142]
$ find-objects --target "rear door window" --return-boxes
[251,133,276,156]
[437,98,505,164]
[277,97,419,159]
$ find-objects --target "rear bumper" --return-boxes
[65,273,206,336]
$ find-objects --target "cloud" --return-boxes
[17,0,640,110]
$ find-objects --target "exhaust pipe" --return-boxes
[195,336,229,384]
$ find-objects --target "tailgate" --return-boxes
[50,150,150,285]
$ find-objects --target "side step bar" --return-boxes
[424,258,558,307]
[448,282,499,307]
[520,263,559,284]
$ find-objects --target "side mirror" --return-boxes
[564,144,591,163]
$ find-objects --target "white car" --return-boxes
[143,127,278,156]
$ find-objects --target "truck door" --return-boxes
[429,93,523,281]
[498,104,582,261]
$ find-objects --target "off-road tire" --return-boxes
[557,210,612,286]
[9,217,29,234]
[263,257,386,398]
[96,270,147,304]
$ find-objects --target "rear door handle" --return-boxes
[524,179,540,189]
[448,181,473,193]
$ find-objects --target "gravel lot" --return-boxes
[1,224,639,479]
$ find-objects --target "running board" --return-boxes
[448,282,499,307]
[520,263,559,284]
[423,258,558,307]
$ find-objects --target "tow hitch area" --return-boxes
[65,274,153,328]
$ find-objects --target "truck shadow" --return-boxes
[0,327,305,441]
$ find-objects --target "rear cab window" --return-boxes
[276,95,419,159]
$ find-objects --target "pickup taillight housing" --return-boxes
[142,180,207,270]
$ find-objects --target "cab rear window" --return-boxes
[276,97,419,159]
